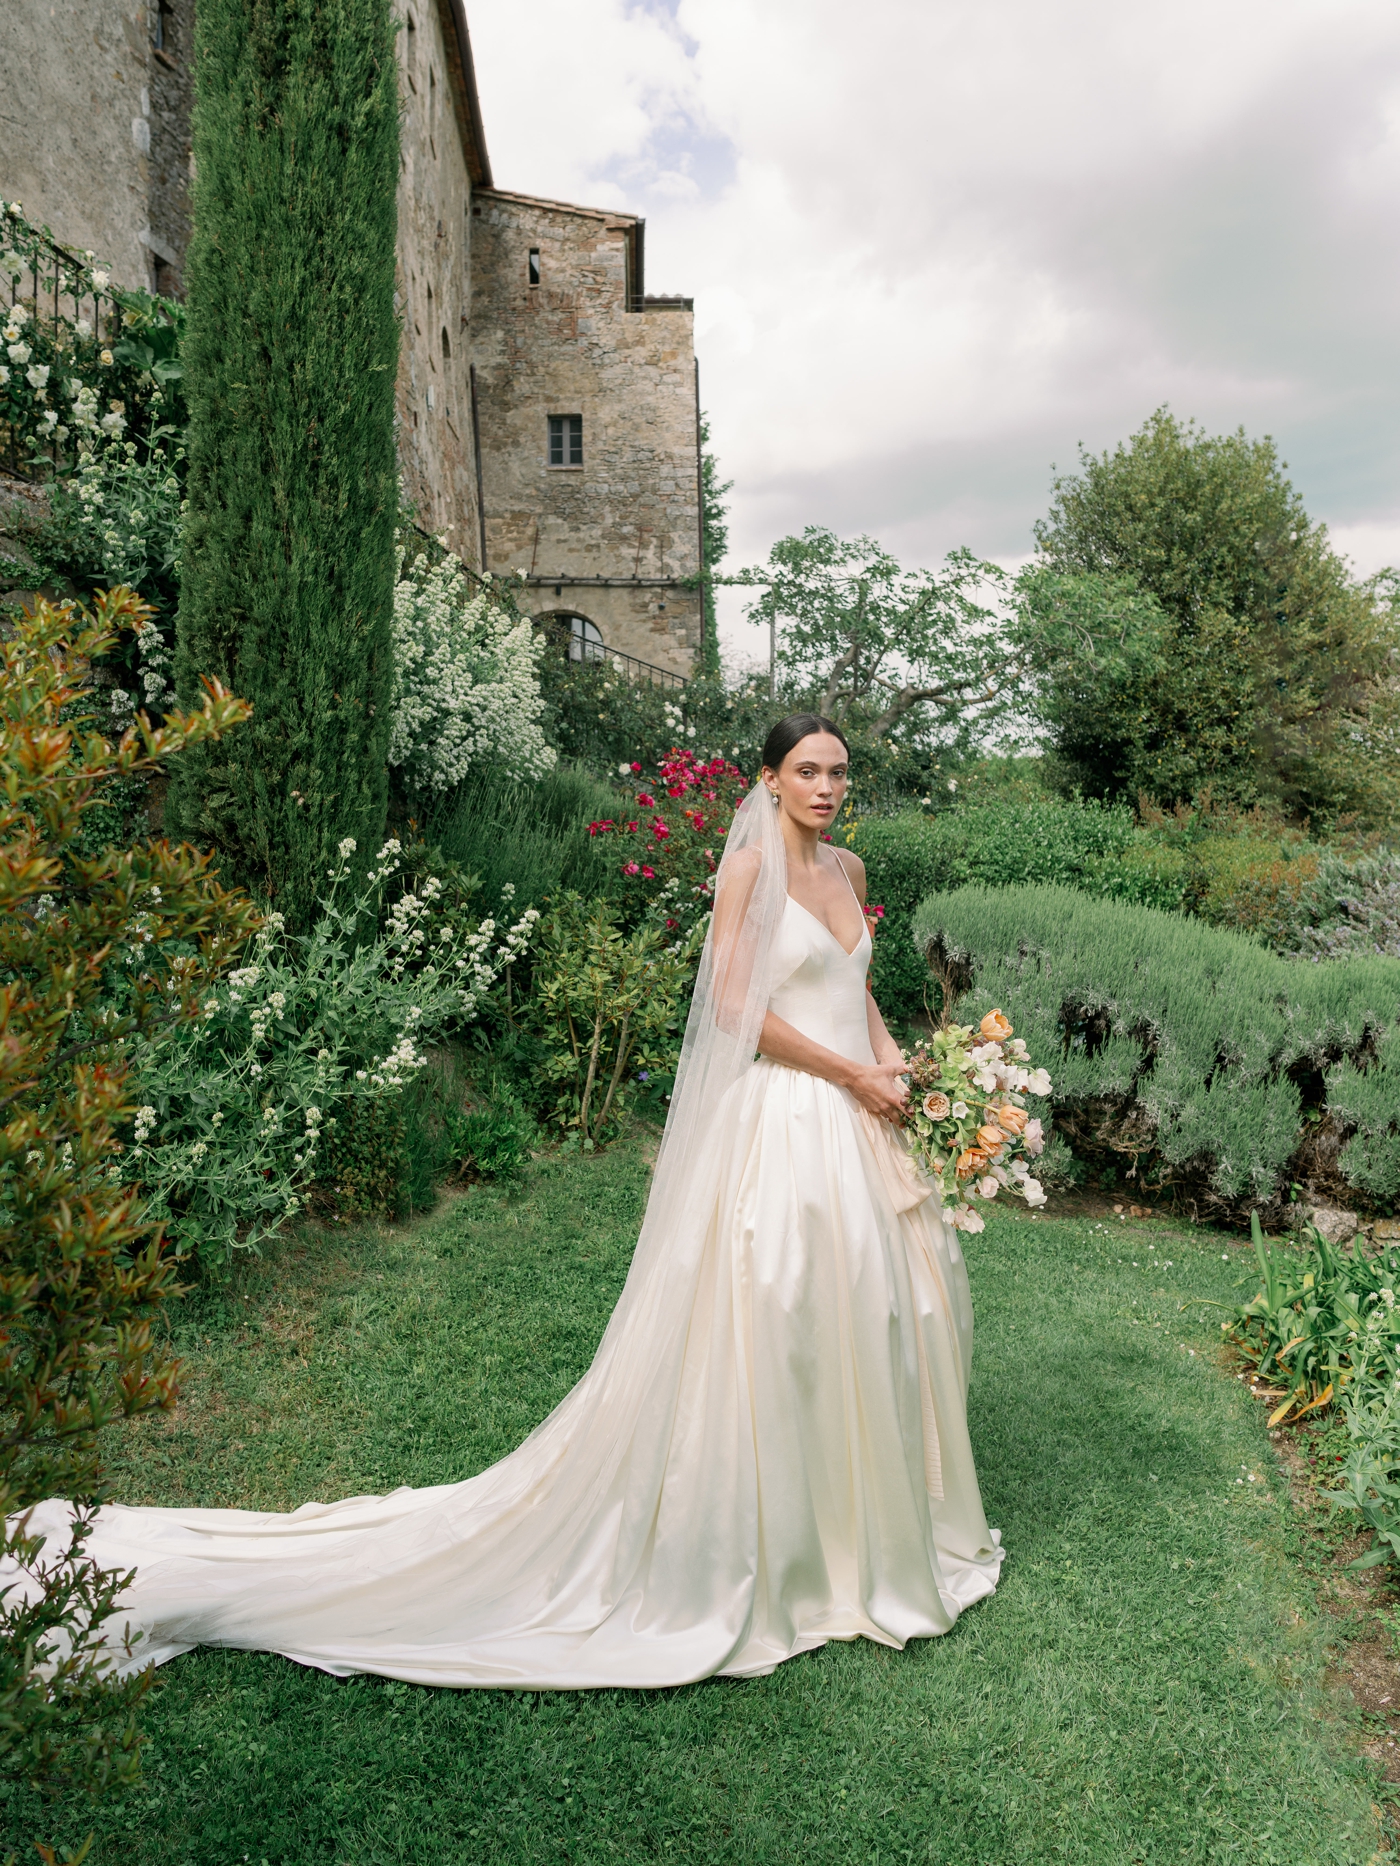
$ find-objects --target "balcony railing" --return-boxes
[0,205,179,480]
[569,638,688,691]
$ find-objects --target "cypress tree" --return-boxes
[169,0,400,923]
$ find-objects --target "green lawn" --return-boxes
[7,1148,1386,1864]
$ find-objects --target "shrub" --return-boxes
[912,884,1400,1220]
[528,895,703,1148]
[126,850,537,1263]
[851,794,1147,1022]
[389,545,555,794]
[588,748,750,934]
[1226,1215,1400,1572]
[1286,848,1400,961]
[1022,409,1400,822]
[1,204,185,478]
[421,761,621,912]
[1,591,255,1813]
[168,0,401,925]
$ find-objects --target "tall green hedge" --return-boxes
[912,885,1400,1219]
[169,0,400,923]
[854,797,1176,1020]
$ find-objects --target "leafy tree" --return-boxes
[1018,409,1400,819]
[0,590,257,1835]
[168,0,401,923]
[697,413,732,676]
[726,527,1021,751]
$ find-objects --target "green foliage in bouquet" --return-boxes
[0,591,255,1814]
[912,884,1400,1221]
[528,896,704,1148]
[902,1010,1052,1233]
[169,0,401,924]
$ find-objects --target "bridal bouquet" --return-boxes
[902,1011,1053,1233]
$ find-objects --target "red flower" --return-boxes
[637,793,656,809]
[665,917,678,929]
[641,865,656,878]
[626,820,639,832]
[869,903,886,919]
[623,861,641,876]
[631,761,642,773]
[588,820,615,837]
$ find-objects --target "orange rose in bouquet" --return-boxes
[901,1010,1053,1233]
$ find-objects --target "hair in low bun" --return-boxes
[760,713,849,774]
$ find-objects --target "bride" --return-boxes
[16,714,1003,1687]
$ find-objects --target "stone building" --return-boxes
[0,0,703,675]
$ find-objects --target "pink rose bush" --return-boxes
[588,748,749,933]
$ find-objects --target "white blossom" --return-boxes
[388,543,556,791]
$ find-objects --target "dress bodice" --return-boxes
[766,896,874,1065]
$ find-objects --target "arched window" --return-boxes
[565,615,605,664]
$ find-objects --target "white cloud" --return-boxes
[467,0,1400,656]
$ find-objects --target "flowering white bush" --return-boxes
[42,433,183,716]
[124,839,538,1262]
[389,542,556,792]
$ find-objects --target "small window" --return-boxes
[566,616,605,664]
[548,414,583,467]
[528,248,540,286]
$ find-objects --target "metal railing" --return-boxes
[569,638,688,690]
[0,207,129,479]
[0,206,185,483]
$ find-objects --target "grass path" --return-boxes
[10,1148,1385,1864]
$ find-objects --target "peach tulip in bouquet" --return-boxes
[902,1009,1052,1233]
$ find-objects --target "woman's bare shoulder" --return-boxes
[719,843,764,883]
[832,847,866,898]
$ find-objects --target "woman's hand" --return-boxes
[845,1059,909,1123]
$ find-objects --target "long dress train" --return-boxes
[10,896,1003,1688]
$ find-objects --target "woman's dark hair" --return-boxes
[760,713,850,773]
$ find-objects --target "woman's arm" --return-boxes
[756,1009,907,1121]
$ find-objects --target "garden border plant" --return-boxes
[912,883,1400,1222]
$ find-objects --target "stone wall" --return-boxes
[0,0,173,288]
[469,189,701,675]
[393,1,482,565]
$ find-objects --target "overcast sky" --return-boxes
[467,0,1400,660]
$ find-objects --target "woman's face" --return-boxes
[762,732,849,832]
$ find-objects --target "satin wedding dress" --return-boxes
[12,795,1003,1689]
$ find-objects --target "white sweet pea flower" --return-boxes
[1022,1176,1047,1207]
[1023,1118,1045,1156]
[976,1175,1000,1199]
[1026,1068,1052,1096]
[950,1100,969,1120]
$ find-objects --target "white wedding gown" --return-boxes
[14,897,1003,1688]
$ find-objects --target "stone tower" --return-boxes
[0,0,704,677]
